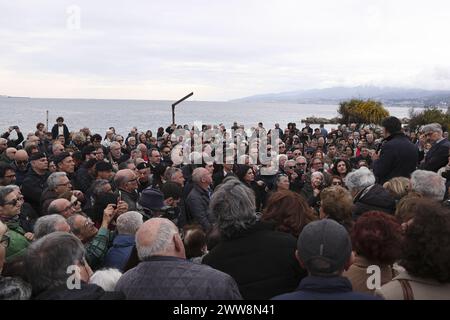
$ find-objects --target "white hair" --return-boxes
[192,167,207,184]
[421,123,443,135]
[136,219,178,260]
[46,172,67,191]
[311,171,324,180]
[411,170,446,201]
[116,211,143,235]
[345,167,376,194]
[33,214,67,239]
[89,268,122,292]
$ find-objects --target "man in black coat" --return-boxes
[21,152,50,214]
[418,123,450,172]
[372,116,418,184]
[1,126,24,148]
[185,167,213,231]
[202,178,306,300]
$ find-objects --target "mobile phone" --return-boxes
[118,190,122,202]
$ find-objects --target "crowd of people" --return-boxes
[0,115,450,300]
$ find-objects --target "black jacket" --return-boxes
[185,185,212,231]
[51,124,70,143]
[1,131,24,148]
[419,139,450,172]
[74,164,95,194]
[202,221,306,300]
[352,184,396,220]
[21,169,49,215]
[373,132,418,184]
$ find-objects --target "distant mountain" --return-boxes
[232,86,450,106]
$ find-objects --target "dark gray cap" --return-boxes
[297,219,352,276]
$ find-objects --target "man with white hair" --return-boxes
[203,178,305,299]
[345,167,396,220]
[411,170,446,201]
[40,172,73,216]
[103,211,143,271]
[114,169,140,211]
[12,150,29,187]
[47,199,77,218]
[33,214,71,239]
[115,218,242,300]
[0,148,16,165]
[185,167,213,231]
[419,123,450,172]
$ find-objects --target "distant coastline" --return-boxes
[0,95,31,99]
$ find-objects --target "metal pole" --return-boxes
[172,92,193,125]
[46,110,49,131]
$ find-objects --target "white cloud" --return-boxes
[1,0,450,100]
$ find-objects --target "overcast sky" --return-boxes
[1,0,450,101]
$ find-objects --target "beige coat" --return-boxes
[376,271,450,300]
[343,255,394,295]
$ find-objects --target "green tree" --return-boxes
[338,99,389,125]
[408,107,450,132]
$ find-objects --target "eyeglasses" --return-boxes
[15,160,28,165]
[3,196,23,206]
[57,181,72,187]
[1,233,10,248]
[332,181,343,186]
[296,163,307,166]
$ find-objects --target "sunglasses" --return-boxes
[15,160,28,165]
[332,182,343,186]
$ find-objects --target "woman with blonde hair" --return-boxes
[383,177,410,201]
[320,186,354,232]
